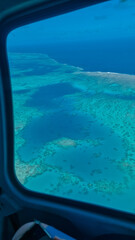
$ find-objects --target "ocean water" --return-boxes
[26,83,81,109]
[41,39,135,75]
[19,104,123,163]
[10,38,135,75]
[8,45,135,214]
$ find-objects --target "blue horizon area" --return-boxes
[8,38,135,75]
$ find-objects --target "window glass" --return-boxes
[7,0,135,213]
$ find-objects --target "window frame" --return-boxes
[1,0,135,239]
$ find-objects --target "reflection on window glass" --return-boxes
[7,0,135,213]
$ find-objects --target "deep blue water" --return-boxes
[19,110,94,162]
[11,62,59,77]
[9,38,135,75]
[19,108,119,163]
[13,89,30,94]
[26,83,80,109]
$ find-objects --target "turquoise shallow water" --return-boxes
[8,52,135,214]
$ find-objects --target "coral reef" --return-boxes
[8,52,135,213]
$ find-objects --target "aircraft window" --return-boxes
[7,0,135,213]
